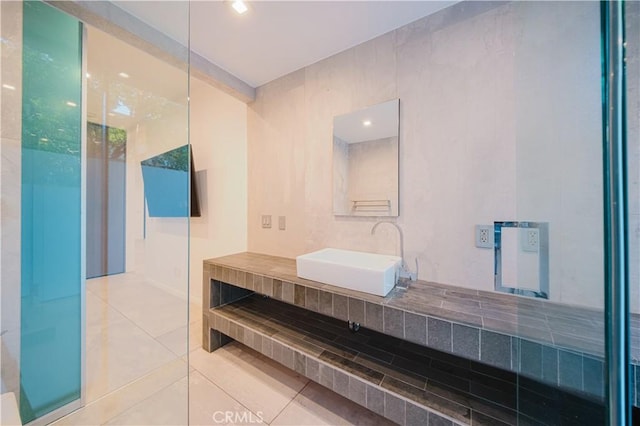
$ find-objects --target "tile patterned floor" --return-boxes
[54,273,391,426]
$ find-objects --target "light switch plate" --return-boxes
[261,215,271,228]
[278,216,286,230]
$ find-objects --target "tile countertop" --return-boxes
[204,252,639,362]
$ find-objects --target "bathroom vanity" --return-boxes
[203,252,619,425]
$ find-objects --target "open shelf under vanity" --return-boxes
[211,294,607,425]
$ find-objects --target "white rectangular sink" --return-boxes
[296,248,401,297]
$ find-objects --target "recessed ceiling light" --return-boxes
[118,72,129,78]
[66,101,77,107]
[363,120,372,127]
[232,0,248,14]
[40,137,49,142]
[2,84,16,90]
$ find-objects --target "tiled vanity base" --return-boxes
[202,253,640,422]
[203,253,617,401]
[209,294,605,426]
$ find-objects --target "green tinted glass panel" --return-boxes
[20,1,83,422]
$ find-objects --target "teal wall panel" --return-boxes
[20,1,83,422]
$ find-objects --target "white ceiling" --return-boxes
[86,26,188,129]
[114,1,456,88]
[334,99,399,143]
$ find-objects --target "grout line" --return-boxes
[93,360,188,406]
[100,298,177,349]
[101,375,186,423]
[269,380,312,425]
[87,278,189,353]
[190,362,266,425]
[59,359,188,425]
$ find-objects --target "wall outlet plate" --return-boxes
[475,225,494,248]
[521,228,539,252]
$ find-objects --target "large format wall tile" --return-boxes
[246,0,626,313]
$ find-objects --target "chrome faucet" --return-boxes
[371,221,418,281]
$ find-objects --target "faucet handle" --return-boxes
[398,258,419,282]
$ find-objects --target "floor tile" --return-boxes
[88,274,189,338]
[271,381,394,426]
[157,325,188,357]
[52,359,188,426]
[63,273,399,426]
[189,371,263,425]
[85,298,179,401]
[189,343,308,423]
[190,320,203,351]
[104,377,189,425]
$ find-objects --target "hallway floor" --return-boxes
[52,273,392,425]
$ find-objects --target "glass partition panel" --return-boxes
[81,17,191,423]
[2,2,191,424]
[19,2,83,422]
[512,2,606,423]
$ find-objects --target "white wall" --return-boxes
[124,99,190,299]
[247,1,624,310]
[188,77,248,305]
[123,77,247,306]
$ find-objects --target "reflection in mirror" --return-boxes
[333,99,399,216]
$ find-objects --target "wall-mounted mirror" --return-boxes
[333,99,399,217]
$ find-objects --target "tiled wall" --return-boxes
[246,0,640,313]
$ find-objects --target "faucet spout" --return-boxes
[371,221,416,281]
[371,221,405,264]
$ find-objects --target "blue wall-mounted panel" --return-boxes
[140,145,199,218]
[20,1,83,422]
